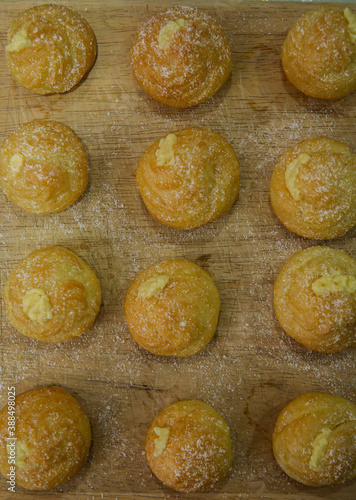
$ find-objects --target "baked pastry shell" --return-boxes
[145,399,233,492]
[6,3,97,95]
[0,119,88,214]
[0,386,92,490]
[136,127,240,229]
[281,7,356,99]
[270,137,356,239]
[273,392,356,486]
[124,259,220,356]
[273,246,356,353]
[4,246,101,343]
[130,6,232,107]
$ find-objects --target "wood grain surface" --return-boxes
[0,1,355,499]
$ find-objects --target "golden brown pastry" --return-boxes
[124,259,220,357]
[0,386,91,490]
[4,246,101,343]
[273,393,356,486]
[130,6,232,107]
[274,246,356,353]
[0,120,88,214]
[145,400,232,492]
[136,127,240,229]
[281,7,356,99]
[270,137,356,239]
[5,3,96,95]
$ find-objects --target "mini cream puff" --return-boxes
[130,6,232,107]
[274,246,356,353]
[136,127,240,229]
[6,3,96,94]
[282,7,356,99]
[145,400,233,492]
[124,259,220,357]
[0,120,88,214]
[270,137,356,239]
[0,386,92,490]
[4,246,101,342]
[273,393,356,486]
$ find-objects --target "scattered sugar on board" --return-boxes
[0,2,355,497]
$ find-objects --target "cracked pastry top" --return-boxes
[281,7,356,99]
[136,127,240,229]
[0,387,91,490]
[124,259,220,357]
[0,120,88,214]
[270,137,356,239]
[130,6,232,107]
[274,246,356,353]
[4,246,101,343]
[6,3,96,94]
[145,400,232,492]
[273,393,356,486]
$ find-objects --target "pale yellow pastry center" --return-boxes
[153,427,170,457]
[6,440,30,469]
[9,153,25,174]
[22,288,54,325]
[158,18,186,51]
[285,153,311,201]
[137,275,170,299]
[15,441,30,469]
[344,8,356,43]
[312,271,356,295]
[309,428,332,471]
[156,134,177,167]
[6,29,32,53]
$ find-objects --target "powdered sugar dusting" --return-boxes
[6,4,96,95]
[0,1,355,498]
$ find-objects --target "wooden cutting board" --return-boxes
[0,1,355,499]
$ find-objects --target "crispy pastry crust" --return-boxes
[0,387,92,490]
[274,246,356,353]
[130,6,232,107]
[6,3,96,94]
[136,127,240,229]
[145,400,232,492]
[270,137,356,239]
[0,120,88,214]
[4,246,101,342]
[281,7,356,99]
[273,393,356,486]
[124,259,220,357]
